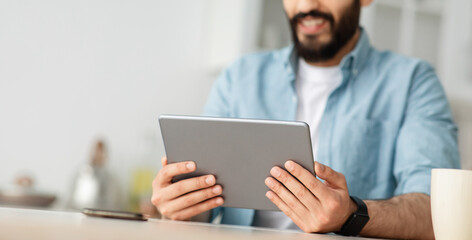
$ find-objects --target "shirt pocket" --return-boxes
[334,117,399,197]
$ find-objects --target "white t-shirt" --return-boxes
[252,58,343,230]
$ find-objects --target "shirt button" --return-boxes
[292,96,297,102]
[352,69,358,76]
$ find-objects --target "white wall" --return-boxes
[0,0,217,205]
[204,0,263,72]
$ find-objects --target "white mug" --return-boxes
[431,168,472,240]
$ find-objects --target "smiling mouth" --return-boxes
[298,17,328,35]
[301,18,325,27]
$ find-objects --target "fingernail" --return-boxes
[186,162,195,170]
[216,198,223,205]
[212,185,222,194]
[285,161,294,171]
[206,175,215,185]
[271,167,281,177]
[265,178,275,188]
[317,162,325,171]
[266,191,273,199]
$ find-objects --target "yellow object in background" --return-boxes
[128,167,155,213]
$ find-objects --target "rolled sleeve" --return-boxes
[394,62,460,196]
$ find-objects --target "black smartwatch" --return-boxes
[336,196,370,236]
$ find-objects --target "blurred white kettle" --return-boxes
[67,140,122,210]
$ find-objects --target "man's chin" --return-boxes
[298,40,331,53]
[298,33,332,47]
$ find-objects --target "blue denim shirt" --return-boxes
[203,30,460,226]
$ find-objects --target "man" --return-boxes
[151,0,460,239]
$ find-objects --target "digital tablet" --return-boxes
[159,115,315,211]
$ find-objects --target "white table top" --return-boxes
[0,207,371,240]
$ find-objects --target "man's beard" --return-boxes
[289,1,361,63]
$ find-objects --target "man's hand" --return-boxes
[151,156,224,221]
[265,160,356,233]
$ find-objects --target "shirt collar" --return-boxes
[283,27,372,79]
[339,28,372,73]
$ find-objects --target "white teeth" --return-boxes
[301,19,325,27]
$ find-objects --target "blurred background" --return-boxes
[0,0,471,212]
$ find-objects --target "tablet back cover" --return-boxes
[159,115,314,211]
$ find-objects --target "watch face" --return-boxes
[338,196,370,236]
[351,213,370,233]
[339,212,370,236]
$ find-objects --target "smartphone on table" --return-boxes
[82,208,147,221]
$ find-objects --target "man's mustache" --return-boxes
[291,10,334,24]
